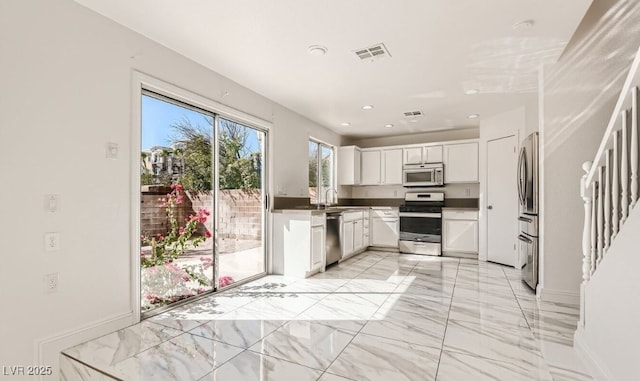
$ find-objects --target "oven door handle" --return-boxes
[399,212,442,218]
[518,234,533,244]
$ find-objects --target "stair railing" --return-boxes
[580,45,640,326]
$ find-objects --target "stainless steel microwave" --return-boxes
[402,163,444,187]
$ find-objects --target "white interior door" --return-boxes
[487,135,519,267]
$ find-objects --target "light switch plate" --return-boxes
[44,194,60,213]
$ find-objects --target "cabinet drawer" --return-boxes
[311,215,325,226]
[442,210,478,220]
[343,211,364,222]
[370,208,399,218]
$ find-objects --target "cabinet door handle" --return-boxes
[518,235,533,244]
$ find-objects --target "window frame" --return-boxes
[309,138,336,205]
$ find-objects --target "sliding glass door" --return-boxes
[140,92,215,313]
[139,92,267,314]
[216,118,267,287]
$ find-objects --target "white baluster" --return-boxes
[621,110,629,225]
[591,183,597,274]
[581,161,593,282]
[597,166,604,265]
[604,150,611,251]
[631,87,638,210]
[612,131,620,239]
[580,161,592,327]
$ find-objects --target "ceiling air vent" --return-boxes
[403,111,424,118]
[354,43,391,61]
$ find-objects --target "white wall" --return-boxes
[347,128,479,148]
[540,0,640,302]
[0,0,342,378]
[478,106,529,261]
[574,204,640,381]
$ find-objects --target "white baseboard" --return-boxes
[538,286,580,305]
[34,311,135,381]
[574,324,616,381]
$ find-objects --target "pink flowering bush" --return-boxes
[141,262,210,310]
[140,183,211,268]
[219,276,234,287]
[139,183,234,310]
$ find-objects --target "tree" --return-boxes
[170,117,261,191]
[171,117,213,191]
[140,152,153,185]
[218,119,261,190]
[308,143,318,187]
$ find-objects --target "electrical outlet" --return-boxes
[44,273,59,293]
[44,233,60,252]
[393,190,398,197]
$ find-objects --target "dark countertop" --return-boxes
[444,198,479,208]
[272,196,479,210]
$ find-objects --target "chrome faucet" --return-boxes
[325,188,339,207]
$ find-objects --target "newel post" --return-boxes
[580,161,593,326]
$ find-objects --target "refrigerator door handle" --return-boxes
[519,148,528,206]
[518,216,532,223]
[517,148,525,205]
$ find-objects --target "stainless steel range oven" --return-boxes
[399,192,444,255]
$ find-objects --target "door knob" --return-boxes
[487,205,493,210]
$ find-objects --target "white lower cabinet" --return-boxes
[310,224,324,269]
[343,221,355,256]
[442,210,478,253]
[341,209,368,259]
[370,208,399,247]
[273,212,326,277]
[354,220,364,250]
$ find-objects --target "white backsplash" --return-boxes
[350,183,479,199]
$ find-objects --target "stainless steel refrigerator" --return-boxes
[518,132,539,290]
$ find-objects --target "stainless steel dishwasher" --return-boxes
[325,212,343,266]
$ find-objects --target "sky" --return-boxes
[141,94,261,153]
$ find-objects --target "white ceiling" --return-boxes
[75,0,592,138]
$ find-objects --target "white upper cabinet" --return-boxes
[426,146,443,163]
[361,150,382,185]
[443,142,479,183]
[403,147,423,165]
[382,148,403,184]
[361,148,402,185]
[341,140,476,186]
[338,146,361,185]
[403,145,443,165]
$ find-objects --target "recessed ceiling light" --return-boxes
[340,122,351,127]
[384,124,394,128]
[308,45,328,56]
[465,89,479,95]
[362,105,374,110]
[467,114,480,119]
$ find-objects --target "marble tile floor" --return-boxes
[62,250,593,381]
